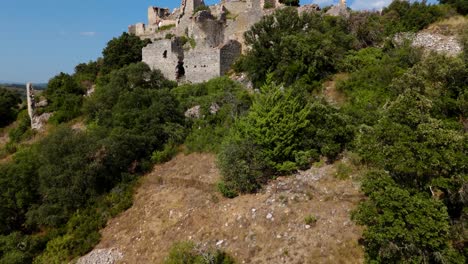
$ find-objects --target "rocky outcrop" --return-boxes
[394,32,463,56]
[77,248,123,264]
[26,83,52,131]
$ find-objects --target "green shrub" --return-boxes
[263,2,274,9]
[335,162,352,180]
[238,8,355,87]
[193,5,210,15]
[152,142,178,164]
[218,80,353,194]
[304,215,317,225]
[172,77,251,153]
[164,241,235,264]
[159,24,176,31]
[8,110,33,143]
[353,171,464,263]
[0,88,22,128]
[217,181,238,198]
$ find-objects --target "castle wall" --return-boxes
[191,11,225,48]
[135,23,146,36]
[220,40,242,75]
[143,40,181,81]
[184,47,221,83]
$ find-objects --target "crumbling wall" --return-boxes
[191,10,225,48]
[148,7,171,25]
[184,47,221,83]
[220,40,242,75]
[137,0,272,83]
[26,83,51,131]
[143,39,182,81]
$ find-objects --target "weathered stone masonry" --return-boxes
[131,0,281,83]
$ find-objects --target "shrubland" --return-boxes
[0,1,466,263]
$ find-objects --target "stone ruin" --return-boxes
[326,0,349,18]
[129,0,341,84]
[129,0,284,83]
[26,83,52,131]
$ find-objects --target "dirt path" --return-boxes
[83,153,364,264]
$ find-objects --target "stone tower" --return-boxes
[340,0,347,7]
[183,0,205,14]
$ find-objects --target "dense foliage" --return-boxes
[172,77,252,152]
[218,80,353,194]
[101,32,151,74]
[235,8,356,87]
[381,0,450,35]
[441,0,468,15]
[0,88,21,127]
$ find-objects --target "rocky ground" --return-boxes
[78,153,364,264]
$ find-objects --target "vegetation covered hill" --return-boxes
[0,1,466,263]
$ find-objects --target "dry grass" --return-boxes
[426,16,468,35]
[88,153,365,264]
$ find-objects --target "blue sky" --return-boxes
[0,0,439,83]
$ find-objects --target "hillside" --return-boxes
[79,153,364,264]
[0,1,466,264]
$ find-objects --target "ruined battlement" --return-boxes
[129,0,330,83]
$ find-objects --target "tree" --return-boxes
[279,0,299,6]
[218,80,354,195]
[440,0,468,15]
[0,88,21,127]
[236,8,355,87]
[353,171,464,263]
[44,72,84,123]
[101,32,151,74]
[382,1,448,35]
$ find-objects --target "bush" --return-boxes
[0,88,22,128]
[237,8,356,87]
[172,77,251,153]
[8,110,33,143]
[164,241,235,264]
[353,171,464,263]
[217,80,353,194]
[304,215,317,225]
[44,72,84,123]
[151,142,178,164]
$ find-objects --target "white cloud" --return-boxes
[80,31,97,37]
[350,0,393,10]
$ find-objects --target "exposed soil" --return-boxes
[86,153,364,264]
[322,73,348,107]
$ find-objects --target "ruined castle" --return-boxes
[128,0,287,83]
[128,0,343,83]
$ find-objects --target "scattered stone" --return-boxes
[210,103,220,115]
[77,248,123,264]
[185,105,201,119]
[266,213,273,220]
[394,32,462,56]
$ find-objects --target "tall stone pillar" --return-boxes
[26,83,35,123]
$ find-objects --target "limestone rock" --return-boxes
[31,113,52,131]
[394,32,462,56]
[77,248,123,264]
[185,105,201,119]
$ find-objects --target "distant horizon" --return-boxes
[0,0,438,84]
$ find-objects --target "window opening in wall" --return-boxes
[176,61,185,80]
[163,50,167,58]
